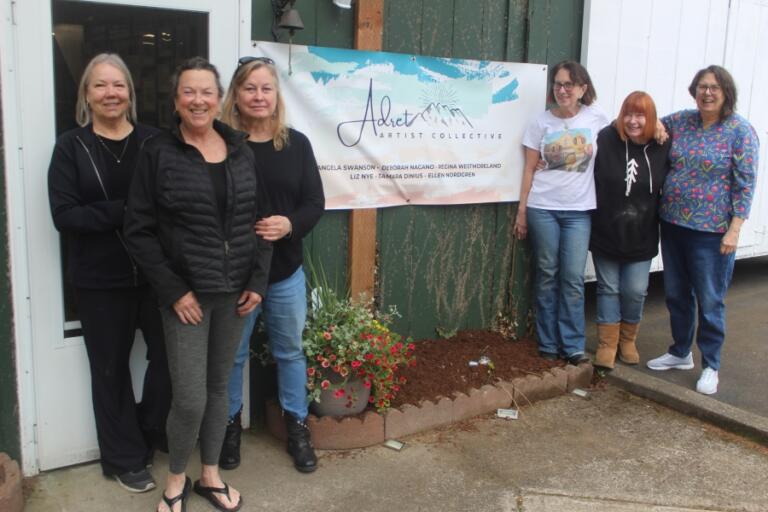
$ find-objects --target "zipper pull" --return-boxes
[224,240,230,255]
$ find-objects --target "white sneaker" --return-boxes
[696,368,719,395]
[646,352,694,371]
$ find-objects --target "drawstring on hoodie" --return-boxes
[624,139,653,196]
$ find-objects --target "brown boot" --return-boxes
[594,323,621,369]
[618,322,641,364]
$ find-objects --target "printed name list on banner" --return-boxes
[249,41,548,210]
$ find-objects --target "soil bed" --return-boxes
[390,330,565,408]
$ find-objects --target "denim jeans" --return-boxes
[593,254,652,324]
[227,266,309,420]
[527,208,591,357]
[660,221,735,370]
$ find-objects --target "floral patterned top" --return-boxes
[660,110,759,233]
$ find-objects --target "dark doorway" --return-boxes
[51,0,209,330]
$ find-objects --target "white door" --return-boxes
[3,0,249,474]
[581,0,768,279]
[723,0,768,253]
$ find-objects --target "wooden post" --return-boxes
[348,0,383,300]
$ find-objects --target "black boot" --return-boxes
[285,414,317,473]
[219,409,242,470]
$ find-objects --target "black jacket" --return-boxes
[48,123,159,289]
[590,124,670,262]
[124,120,272,307]
[248,129,325,284]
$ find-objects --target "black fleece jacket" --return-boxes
[248,128,325,284]
[48,122,159,289]
[590,124,670,262]
[124,120,272,307]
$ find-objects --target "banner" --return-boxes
[250,42,548,209]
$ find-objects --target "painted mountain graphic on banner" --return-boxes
[420,103,474,128]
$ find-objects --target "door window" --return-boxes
[52,0,209,333]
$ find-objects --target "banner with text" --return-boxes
[250,42,547,209]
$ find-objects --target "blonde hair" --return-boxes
[221,60,289,151]
[75,53,137,127]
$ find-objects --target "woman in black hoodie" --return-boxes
[47,53,169,492]
[591,91,670,370]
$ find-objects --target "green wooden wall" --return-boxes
[0,77,20,461]
[254,0,584,340]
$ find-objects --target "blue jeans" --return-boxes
[227,266,309,420]
[527,208,591,357]
[660,221,734,370]
[593,254,652,324]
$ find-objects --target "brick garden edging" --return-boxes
[266,362,593,449]
[0,453,23,512]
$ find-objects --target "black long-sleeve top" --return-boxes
[248,128,325,284]
[48,123,159,288]
[590,124,671,262]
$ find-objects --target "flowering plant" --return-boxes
[303,284,415,412]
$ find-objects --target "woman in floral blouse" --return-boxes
[646,65,759,395]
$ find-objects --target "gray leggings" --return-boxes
[161,292,245,474]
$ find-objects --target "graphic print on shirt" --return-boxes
[541,128,593,172]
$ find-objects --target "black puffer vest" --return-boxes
[125,119,271,306]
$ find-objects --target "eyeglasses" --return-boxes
[696,84,721,94]
[553,81,577,91]
[238,56,275,67]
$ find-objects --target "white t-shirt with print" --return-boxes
[522,104,610,210]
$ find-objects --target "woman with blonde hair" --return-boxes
[219,56,325,473]
[48,53,169,493]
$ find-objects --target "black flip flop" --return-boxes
[193,480,243,512]
[158,477,190,512]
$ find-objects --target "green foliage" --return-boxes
[304,261,415,412]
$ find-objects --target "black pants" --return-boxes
[76,285,171,476]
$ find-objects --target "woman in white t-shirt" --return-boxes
[514,60,610,365]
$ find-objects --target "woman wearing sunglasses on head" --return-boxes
[220,56,325,473]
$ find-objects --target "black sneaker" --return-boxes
[539,351,559,361]
[566,353,590,366]
[114,468,156,493]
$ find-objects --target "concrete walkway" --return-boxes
[24,387,768,512]
[585,255,768,443]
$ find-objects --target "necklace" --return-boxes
[96,133,130,164]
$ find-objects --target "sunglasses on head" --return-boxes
[238,56,275,67]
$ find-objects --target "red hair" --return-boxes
[616,91,657,142]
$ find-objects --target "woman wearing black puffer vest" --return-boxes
[124,57,272,512]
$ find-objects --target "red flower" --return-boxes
[407,343,416,351]
[363,380,371,389]
[320,380,330,390]
[333,389,345,398]
[351,360,362,368]
[307,368,316,376]
[321,359,331,368]
[364,353,374,360]
[323,331,332,340]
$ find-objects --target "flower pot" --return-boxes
[310,375,371,417]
